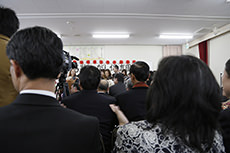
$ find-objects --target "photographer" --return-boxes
[55,52,79,101]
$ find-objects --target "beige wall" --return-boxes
[209,32,230,85]
[64,45,163,71]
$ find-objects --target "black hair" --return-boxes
[98,80,109,91]
[114,65,119,70]
[146,55,221,152]
[105,69,112,79]
[122,69,127,76]
[0,6,19,37]
[6,26,63,80]
[225,58,230,77]
[79,65,101,90]
[115,73,124,83]
[130,61,149,81]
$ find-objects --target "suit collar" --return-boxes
[20,89,56,99]
[133,82,149,88]
[12,94,60,106]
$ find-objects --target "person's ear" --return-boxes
[10,60,22,78]
[131,73,136,80]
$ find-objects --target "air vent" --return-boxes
[194,27,212,34]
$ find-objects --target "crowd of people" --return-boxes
[0,6,230,153]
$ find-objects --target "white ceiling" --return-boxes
[1,0,230,45]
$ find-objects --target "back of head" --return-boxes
[0,6,19,37]
[130,61,149,81]
[79,65,101,90]
[6,26,63,79]
[114,65,119,70]
[122,69,127,76]
[225,58,230,77]
[115,73,124,83]
[146,55,221,152]
[98,79,109,91]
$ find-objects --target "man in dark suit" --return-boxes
[62,66,117,153]
[0,26,103,153]
[109,73,126,97]
[116,61,149,122]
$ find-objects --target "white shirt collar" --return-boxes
[20,89,56,99]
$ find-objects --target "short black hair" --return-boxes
[79,65,101,90]
[130,61,149,81]
[225,58,230,77]
[146,55,221,152]
[114,65,119,70]
[0,6,19,37]
[115,73,124,83]
[98,80,109,91]
[6,26,63,80]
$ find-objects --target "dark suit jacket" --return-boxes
[109,82,126,97]
[98,92,117,103]
[219,108,230,153]
[0,94,103,153]
[116,86,148,122]
[62,90,117,153]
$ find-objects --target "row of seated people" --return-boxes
[0,7,230,153]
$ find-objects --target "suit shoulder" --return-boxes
[116,90,131,98]
[61,107,99,125]
[100,94,116,101]
[98,93,116,102]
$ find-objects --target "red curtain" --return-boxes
[198,41,208,65]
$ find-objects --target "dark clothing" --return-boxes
[0,94,103,153]
[219,108,230,153]
[109,82,126,97]
[116,83,148,122]
[98,92,117,102]
[62,90,117,153]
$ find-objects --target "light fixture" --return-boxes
[159,34,193,39]
[92,34,130,38]
[226,0,230,2]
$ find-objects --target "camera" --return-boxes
[56,50,79,101]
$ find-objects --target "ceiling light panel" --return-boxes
[159,34,193,39]
[92,34,130,38]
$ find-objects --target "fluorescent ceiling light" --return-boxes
[92,34,129,38]
[226,0,230,2]
[159,34,193,39]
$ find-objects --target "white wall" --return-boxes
[104,46,162,70]
[182,44,199,58]
[64,45,163,71]
[209,32,230,85]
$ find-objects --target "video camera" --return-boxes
[56,50,79,101]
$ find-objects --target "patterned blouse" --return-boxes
[222,99,230,110]
[113,120,225,153]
